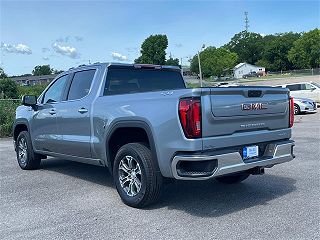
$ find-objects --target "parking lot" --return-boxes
[0,112,319,240]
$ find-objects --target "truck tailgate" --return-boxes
[201,87,290,139]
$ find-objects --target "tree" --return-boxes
[32,65,53,76]
[134,35,168,65]
[0,78,18,99]
[225,31,263,64]
[288,29,320,69]
[0,68,7,79]
[257,32,301,71]
[190,47,238,77]
[165,57,180,66]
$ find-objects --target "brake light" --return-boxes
[289,97,294,128]
[179,98,201,138]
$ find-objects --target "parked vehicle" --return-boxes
[242,71,263,79]
[293,97,317,115]
[279,82,320,104]
[13,63,295,208]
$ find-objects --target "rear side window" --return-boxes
[42,75,69,104]
[104,68,185,95]
[286,84,301,91]
[67,69,96,100]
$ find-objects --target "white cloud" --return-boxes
[111,52,127,61]
[52,42,80,59]
[260,33,266,37]
[1,42,32,55]
[42,57,49,61]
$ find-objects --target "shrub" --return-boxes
[0,100,21,137]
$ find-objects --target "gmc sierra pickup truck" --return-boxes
[13,63,295,208]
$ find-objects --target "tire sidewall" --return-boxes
[113,145,148,207]
[16,132,29,169]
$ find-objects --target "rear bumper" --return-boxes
[171,140,295,180]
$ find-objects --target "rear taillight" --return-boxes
[179,97,201,138]
[289,97,294,128]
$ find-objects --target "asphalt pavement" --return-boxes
[0,112,319,239]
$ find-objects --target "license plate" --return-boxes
[243,145,259,159]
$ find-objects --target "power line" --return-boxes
[244,12,249,32]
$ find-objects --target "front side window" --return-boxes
[42,75,69,104]
[67,69,96,100]
[304,84,313,90]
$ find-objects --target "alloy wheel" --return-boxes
[118,155,142,197]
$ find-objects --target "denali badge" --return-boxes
[241,103,268,111]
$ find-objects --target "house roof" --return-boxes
[233,62,264,70]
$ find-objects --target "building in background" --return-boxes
[233,62,265,79]
[10,74,58,86]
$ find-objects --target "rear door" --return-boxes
[201,87,290,148]
[55,69,97,158]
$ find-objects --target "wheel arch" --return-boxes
[105,120,160,175]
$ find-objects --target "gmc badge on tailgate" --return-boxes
[241,103,268,111]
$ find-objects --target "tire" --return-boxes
[294,104,300,115]
[113,143,163,208]
[16,131,41,170]
[215,172,250,184]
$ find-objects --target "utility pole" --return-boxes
[244,12,249,32]
[197,44,205,87]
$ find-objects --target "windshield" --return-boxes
[311,82,320,88]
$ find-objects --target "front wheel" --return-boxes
[215,172,250,184]
[294,104,300,115]
[16,131,41,170]
[113,143,163,208]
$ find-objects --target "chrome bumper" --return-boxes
[171,140,295,180]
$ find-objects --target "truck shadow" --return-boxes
[41,158,296,218]
[154,175,296,217]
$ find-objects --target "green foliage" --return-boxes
[17,84,48,98]
[288,29,320,69]
[165,57,180,66]
[0,100,20,137]
[0,67,8,79]
[32,65,53,76]
[258,32,301,71]
[0,78,19,99]
[225,31,264,64]
[190,47,238,77]
[134,34,168,65]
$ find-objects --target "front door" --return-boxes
[32,74,69,153]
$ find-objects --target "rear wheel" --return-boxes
[113,143,163,208]
[16,131,41,170]
[216,172,250,184]
[294,104,300,115]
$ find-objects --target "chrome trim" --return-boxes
[172,141,295,180]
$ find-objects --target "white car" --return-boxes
[279,82,320,104]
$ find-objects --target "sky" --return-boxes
[0,0,319,75]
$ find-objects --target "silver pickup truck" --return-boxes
[13,63,295,208]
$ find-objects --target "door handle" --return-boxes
[49,109,56,115]
[78,108,88,114]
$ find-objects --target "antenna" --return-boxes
[244,12,249,32]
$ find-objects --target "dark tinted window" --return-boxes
[104,68,185,95]
[286,84,301,91]
[67,69,96,100]
[42,75,68,104]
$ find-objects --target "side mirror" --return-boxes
[311,87,316,91]
[22,95,37,106]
